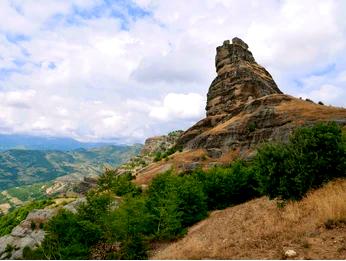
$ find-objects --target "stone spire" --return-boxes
[215,38,255,74]
[206,37,282,117]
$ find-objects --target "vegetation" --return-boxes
[153,145,183,162]
[97,170,141,196]
[0,145,141,191]
[6,182,49,202]
[0,193,7,204]
[0,199,53,236]
[23,123,346,259]
[192,161,259,210]
[254,122,345,200]
[26,160,258,259]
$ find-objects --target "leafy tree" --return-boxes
[175,175,207,226]
[36,209,102,259]
[192,161,258,210]
[106,196,152,259]
[255,122,346,200]
[98,169,141,196]
[77,190,114,225]
[146,173,183,239]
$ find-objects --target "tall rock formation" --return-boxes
[134,37,346,184]
[207,38,281,118]
[177,37,346,158]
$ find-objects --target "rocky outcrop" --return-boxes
[0,198,86,259]
[0,208,55,259]
[177,38,346,158]
[140,130,183,155]
[207,38,281,118]
[113,130,183,177]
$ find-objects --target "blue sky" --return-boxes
[0,0,346,143]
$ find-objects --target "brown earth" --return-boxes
[151,179,346,260]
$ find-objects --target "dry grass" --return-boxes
[305,179,346,224]
[134,149,241,186]
[134,162,173,185]
[151,179,346,260]
[277,98,346,120]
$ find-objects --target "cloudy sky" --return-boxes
[0,0,346,143]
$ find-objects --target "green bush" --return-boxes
[255,122,346,200]
[0,199,53,236]
[146,173,184,239]
[22,246,45,260]
[192,161,259,210]
[97,170,141,196]
[105,196,151,259]
[77,190,114,225]
[147,171,209,237]
[153,151,162,162]
[37,209,102,259]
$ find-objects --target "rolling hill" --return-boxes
[0,144,142,190]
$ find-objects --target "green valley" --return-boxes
[0,145,142,191]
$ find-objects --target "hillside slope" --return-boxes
[0,145,141,190]
[152,179,346,260]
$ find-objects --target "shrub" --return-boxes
[146,173,184,239]
[38,209,102,259]
[255,122,346,200]
[22,246,45,260]
[153,151,162,162]
[77,190,113,224]
[106,196,151,259]
[97,170,141,196]
[147,171,209,235]
[248,122,257,132]
[0,199,53,236]
[192,161,259,210]
[175,175,208,227]
[31,221,36,230]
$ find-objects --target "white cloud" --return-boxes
[308,84,345,104]
[298,69,346,106]
[149,93,205,121]
[0,0,346,143]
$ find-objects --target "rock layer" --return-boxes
[177,38,346,158]
[207,38,281,118]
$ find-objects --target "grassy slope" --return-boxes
[152,178,346,260]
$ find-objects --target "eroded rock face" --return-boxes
[178,38,346,158]
[207,37,282,118]
[140,130,183,155]
[0,198,86,259]
[0,208,56,259]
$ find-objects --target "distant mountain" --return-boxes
[0,134,123,151]
[0,144,142,190]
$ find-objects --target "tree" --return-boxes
[255,122,346,200]
[38,209,102,259]
[107,196,152,259]
[98,169,141,196]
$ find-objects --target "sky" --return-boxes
[0,0,346,144]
